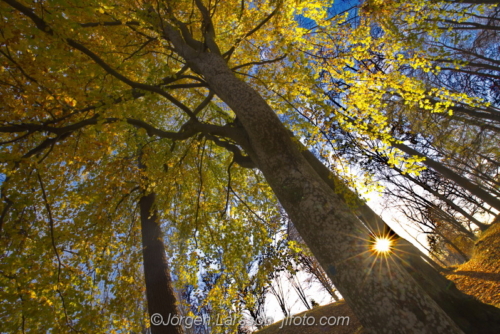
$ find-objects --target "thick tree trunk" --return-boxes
[187,52,465,334]
[162,18,500,332]
[140,193,184,334]
[299,148,442,266]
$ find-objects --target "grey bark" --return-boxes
[159,10,500,327]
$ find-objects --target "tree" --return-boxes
[1,1,500,333]
[139,151,183,334]
[140,191,183,334]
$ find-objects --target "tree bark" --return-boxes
[140,192,184,334]
[160,15,500,333]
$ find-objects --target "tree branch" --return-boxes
[4,0,197,119]
[231,54,287,71]
[79,21,140,28]
[203,134,256,168]
[223,7,279,59]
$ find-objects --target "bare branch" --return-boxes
[223,7,279,59]
[231,54,287,71]
[79,21,140,28]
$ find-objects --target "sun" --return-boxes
[372,237,393,254]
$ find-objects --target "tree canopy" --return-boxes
[1,0,499,333]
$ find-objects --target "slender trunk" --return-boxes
[189,52,465,334]
[140,192,184,334]
[437,44,500,68]
[478,152,500,168]
[288,273,312,310]
[299,254,340,302]
[450,105,500,124]
[391,179,477,240]
[392,142,500,212]
[392,165,488,231]
[447,160,500,193]
[430,204,476,240]
[436,59,500,72]
[441,67,500,80]
[330,99,500,212]
[436,14,500,31]
[411,226,449,267]
[447,114,500,134]
[435,229,471,262]
[269,277,290,318]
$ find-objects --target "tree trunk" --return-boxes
[435,229,471,262]
[299,148,442,266]
[186,51,465,334]
[140,192,184,334]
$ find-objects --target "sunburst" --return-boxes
[372,236,393,254]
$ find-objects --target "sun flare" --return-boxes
[373,237,393,254]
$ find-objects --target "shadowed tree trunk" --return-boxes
[140,192,184,334]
